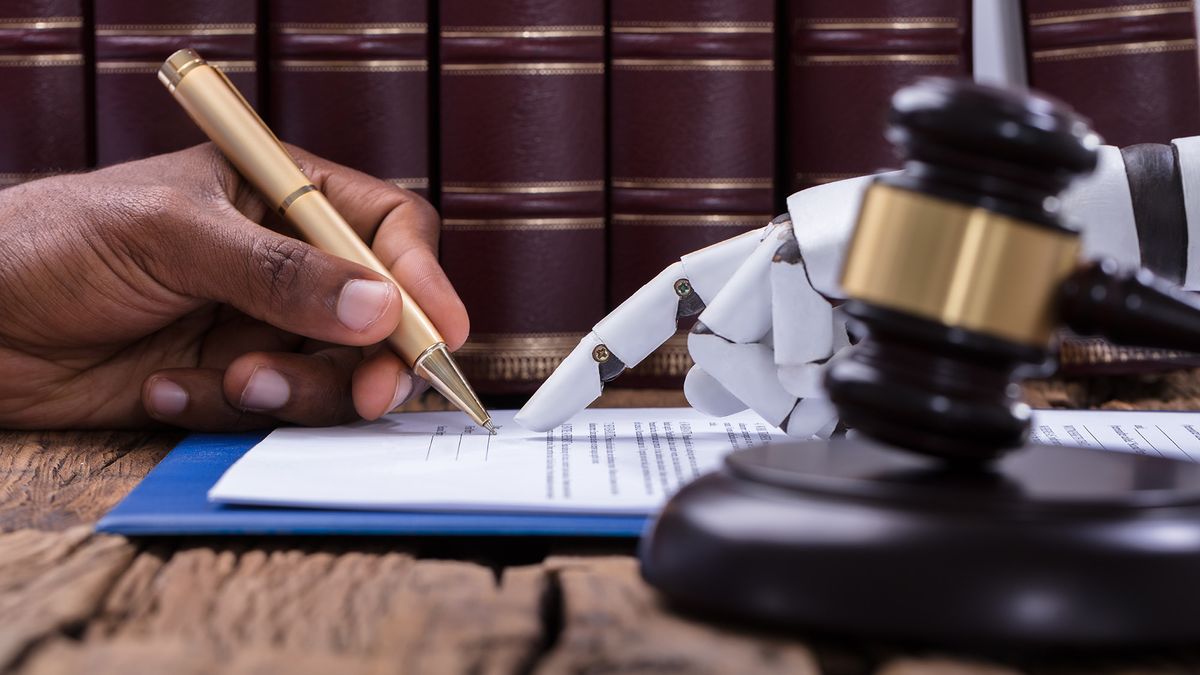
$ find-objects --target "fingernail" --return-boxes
[148,378,188,416]
[388,372,414,413]
[337,280,393,332]
[240,367,290,411]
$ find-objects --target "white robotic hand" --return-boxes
[516,136,1200,434]
[517,0,1200,433]
[516,175,874,436]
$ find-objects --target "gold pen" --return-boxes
[159,48,494,433]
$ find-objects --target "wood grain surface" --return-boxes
[0,381,1198,674]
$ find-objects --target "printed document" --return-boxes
[209,408,1200,514]
[209,408,776,514]
[1029,409,1200,462]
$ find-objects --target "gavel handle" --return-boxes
[1059,259,1200,353]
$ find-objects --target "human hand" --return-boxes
[0,143,467,430]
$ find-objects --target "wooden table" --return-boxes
[3,377,1200,675]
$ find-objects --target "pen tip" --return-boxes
[484,420,497,435]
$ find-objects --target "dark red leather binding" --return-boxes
[0,1,88,188]
[1025,0,1200,147]
[788,0,971,191]
[438,1,606,394]
[94,0,258,165]
[610,0,777,386]
[268,1,429,197]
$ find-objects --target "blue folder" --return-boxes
[97,433,649,537]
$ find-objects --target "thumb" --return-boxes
[147,213,403,346]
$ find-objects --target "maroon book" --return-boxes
[788,0,971,191]
[438,0,606,394]
[268,0,429,196]
[609,0,777,385]
[94,0,258,165]
[0,0,88,188]
[1025,0,1200,146]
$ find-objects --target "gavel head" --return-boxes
[825,77,1101,462]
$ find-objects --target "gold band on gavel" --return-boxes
[839,183,1081,347]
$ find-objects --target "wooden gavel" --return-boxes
[824,77,1200,462]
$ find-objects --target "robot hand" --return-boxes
[516,140,1199,434]
[515,175,874,436]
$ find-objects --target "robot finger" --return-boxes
[687,327,796,427]
[769,220,839,368]
[690,223,787,345]
[516,227,770,432]
[688,327,837,437]
[782,397,839,439]
[787,173,881,297]
[683,365,750,418]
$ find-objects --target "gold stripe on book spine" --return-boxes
[612,177,773,190]
[275,22,426,35]
[796,53,959,66]
[1029,2,1191,26]
[95,23,255,36]
[442,25,603,38]
[1032,38,1196,62]
[0,53,82,67]
[799,17,959,30]
[443,181,604,194]
[442,62,603,75]
[98,59,255,74]
[0,17,82,30]
[613,58,773,71]
[442,217,605,231]
[612,21,773,34]
[390,177,430,190]
[612,213,772,226]
[275,59,428,72]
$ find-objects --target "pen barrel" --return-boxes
[286,194,441,364]
[159,49,441,365]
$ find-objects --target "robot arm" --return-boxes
[516,0,1200,432]
[515,176,873,434]
[517,139,1200,433]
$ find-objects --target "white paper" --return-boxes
[1029,409,1200,462]
[209,408,777,514]
[210,408,1200,516]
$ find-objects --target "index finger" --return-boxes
[288,145,470,351]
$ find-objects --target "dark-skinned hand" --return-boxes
[0,143,468,430]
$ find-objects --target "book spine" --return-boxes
[438,0,606,394]
[1025,0,1200,146]
[267,1,429,196]
[0,0,88,188]
[788,0,971,192]
[93,0,258,165]
[609,0,777,386]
